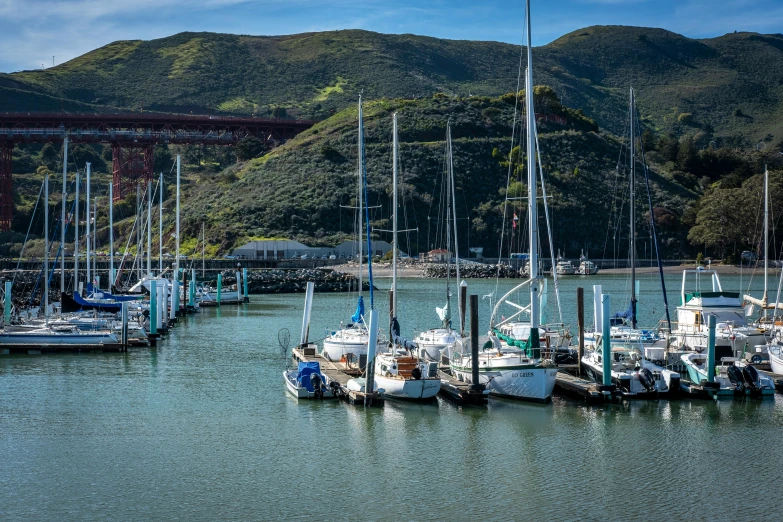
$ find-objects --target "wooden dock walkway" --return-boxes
[436,368,489,406]
[554,370,612,402]
[291,345,384,407]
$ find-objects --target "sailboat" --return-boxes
[448,1,559,402]
[413,121,465,362]
[321,95,384,362]
[373,113,441,401]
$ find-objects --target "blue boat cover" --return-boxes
[351,296,365,324]
[297,361,323,392]
[86,283,142,301]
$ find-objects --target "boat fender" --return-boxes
[742,365,760,389]
[411,366,422,380]
[638,368,656,392]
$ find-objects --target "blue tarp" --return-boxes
[351,296,365,324]
[297,361,323,392]
[612,302,633,320]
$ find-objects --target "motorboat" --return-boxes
[681,353,774,398]
[283,361,338,399]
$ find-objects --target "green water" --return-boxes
[2,273,783,521]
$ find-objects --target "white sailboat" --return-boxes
[413,121,464,362]
[322,95,383,362]
[448,2,559,402]
[374,112,441,401]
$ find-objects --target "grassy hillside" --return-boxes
[3,27,783,143]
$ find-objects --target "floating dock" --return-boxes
[291,345,384,407]
[555,370,613,403]
[436,368,489,406]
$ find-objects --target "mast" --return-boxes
[147,180,152,276]
[630,87,637,330]
[448,123,462,333]
[86,163,91,288]
[93,196,97,283]
[764,164,769,319]
[358,95,364,296]
[74,170,79,291]
[201,222,205,278]
[136,184,141,281]
[445,123,452,323]
[44,170,49,325]
[109,181,113,288]
[525,0,539,331]
[392,112,398,319]
[159,171,163,275]
[176,155,181,278]
[60,136,68,294]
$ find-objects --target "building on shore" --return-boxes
[231,239,394,260]
[427,249,452,263]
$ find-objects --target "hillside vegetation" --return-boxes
[3,26,783,143]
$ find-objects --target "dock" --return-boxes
[759,369,783,392]
[555,370,613,402]
[291,345,384,407]
[436,368,489,406]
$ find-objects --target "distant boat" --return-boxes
[555,259,575,275]
[576,252,599,275]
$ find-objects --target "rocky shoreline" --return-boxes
[214,268,370,294]
[423,263,520,278]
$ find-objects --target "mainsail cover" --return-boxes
[351,296,365,324]
[436,302,449,322]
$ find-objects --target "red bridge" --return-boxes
[0,112,316,230]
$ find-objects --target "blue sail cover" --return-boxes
[351,296,365,324]
[612,302,634,320]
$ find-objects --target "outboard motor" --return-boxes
[310,373,324,399]
[726,365,745,390]
[741,365,761,391]
[411,366,422,380]
[638,367,656,392]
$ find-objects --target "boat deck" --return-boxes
[291,346,384,407]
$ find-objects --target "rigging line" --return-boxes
[495,11,527,301]
[12,177,45,290]
[531,120,563,323]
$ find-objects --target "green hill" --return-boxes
[3,27,783,142]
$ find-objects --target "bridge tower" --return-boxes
[112,142,154,201]
[0,142,12,231]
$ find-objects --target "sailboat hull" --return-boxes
[374,374,440,400]
[452,363,557,402]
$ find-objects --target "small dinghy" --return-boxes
[284,362,337,399]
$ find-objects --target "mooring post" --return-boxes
[181,269,188,315]
[707,315,716,383]
[601,294,612,387]
[121,302,128,349]
[470,294,481,390]
[460,280,467,336]
[4,280,11,327]
[365,309,379,406]
[161,281,169,329]
[171,279,179,322]
[235,270,241,303]
[577,287,584,377]
[217,273,222,305]
[189,280,195,308]
[593,284,602,333]
[243,268,249,302]
[300,281,314,346]
[149,281,157,336]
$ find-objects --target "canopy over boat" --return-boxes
[296,361,324,392]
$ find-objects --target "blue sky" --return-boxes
[1,0,782,72]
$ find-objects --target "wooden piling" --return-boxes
[470,294,480,390]
[577,287,584,377]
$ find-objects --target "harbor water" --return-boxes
[2,272,783,520]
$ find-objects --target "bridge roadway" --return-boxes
[0,112,316,230]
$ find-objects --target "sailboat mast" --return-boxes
[74,170,79,291]
[392,112,398,319]
[445,124,452,320]
[44,170,49,325]
[630,87,637,329]
[86,163,91,287]
[764,164,769,320]
[109,181,113,288]
[525,0,539,329]
[176,155,181,278]
[448,123,462,332]
[159,171,163,275]
[61,136,68,294]
[147,180,152,276]
[93,196,97,282]
[201,222,205,278]
[358,96,364,296]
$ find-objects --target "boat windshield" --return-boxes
[702,311,747,327]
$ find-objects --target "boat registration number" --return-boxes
[511,372,534,378]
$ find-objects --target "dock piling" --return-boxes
[460,280,467,336]
[171,279,179,322]
[121,302,128,348]
[470,294,480,391]
[601,294,612,387]
[577,287,584,377]
[150,281,157,335]
[707,315,716,383]
[217,273,222,305]
[300,281,314,345]
[4,280,11,326]
[243,268,249,302]
[365,309,379,406]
